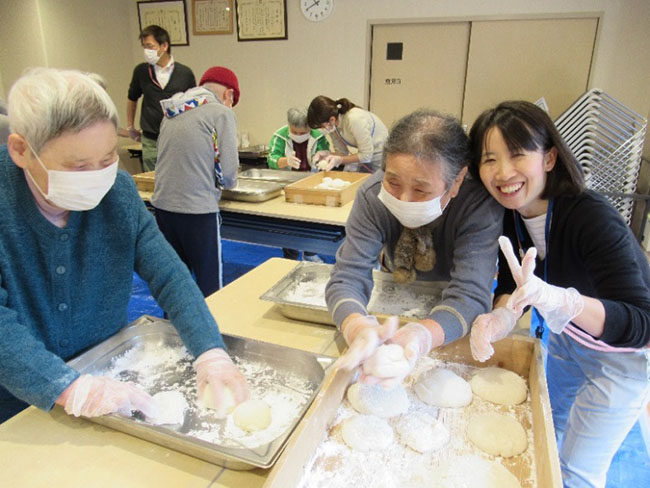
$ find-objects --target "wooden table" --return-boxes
[0,258,343,488]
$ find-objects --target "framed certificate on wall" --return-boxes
[192,0,233,35]
[137,0,190,46]
[235,0,287,41]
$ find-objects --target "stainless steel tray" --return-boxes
[66,315,335,470]
[239,168,309,184]
[221,179,283,202]
[260,262,447,326]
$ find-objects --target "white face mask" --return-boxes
[320,122,336,134]
[144,48,161,65]
[289,132,310,143]
[27,142,119,211]
[377,184,447,228]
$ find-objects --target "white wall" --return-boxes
[1,0,649,159]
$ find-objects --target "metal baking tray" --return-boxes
[260,262,447,325]
[239,168,309,184]
[66,315,335,470]
[221,179,284,202]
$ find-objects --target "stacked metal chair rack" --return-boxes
[555,88,647,226]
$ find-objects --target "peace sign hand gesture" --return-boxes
[498,236,583,334]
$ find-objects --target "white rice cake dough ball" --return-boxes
[340,414,394,451]
[362,344,411,380]
[467,412,528,457]
[426,454,521,488]
[152,390,188,425]
[395,411,450,453]
[470,366,528,406]
[346,382,409,418]
[198,385,238,419]
[232,399,272,432]
[414,368,472,408]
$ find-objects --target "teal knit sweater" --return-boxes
[0,146,225,411]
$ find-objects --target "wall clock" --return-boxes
[300,0,334,22]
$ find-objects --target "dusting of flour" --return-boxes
[297,356,538,488]
[102,341,315,450]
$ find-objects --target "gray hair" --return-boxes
[86,72,107,90]
[287,107,308,129]
[7,68,119,153]
[382,109,470,188]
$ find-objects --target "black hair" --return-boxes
[139,25,171,54]
[307,96,356,128]
[383,109,470,188]
[468,100,584,198]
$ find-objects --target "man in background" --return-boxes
[152,67,241,297]
[126,24,195,172]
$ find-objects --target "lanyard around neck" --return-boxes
[512,198,554,338]
[335,113,376,148]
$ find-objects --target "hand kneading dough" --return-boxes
[198,385,237,419]
[233,399,272,432]
[152,391,188,425]
[395,411,449,452]
[414,368,472,408]
[470,366,528,405]
[467,412,528,457]
[346,382,409,418]
[341,414,394,451]
[362,344,411,379]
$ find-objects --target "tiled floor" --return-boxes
[128,239,650,487]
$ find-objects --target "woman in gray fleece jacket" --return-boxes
[327,110,503,384]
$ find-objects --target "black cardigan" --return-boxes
[495,190,650,348]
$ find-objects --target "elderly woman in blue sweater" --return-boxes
[0,68,249,422]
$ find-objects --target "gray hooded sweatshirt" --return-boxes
[152,86,239,214]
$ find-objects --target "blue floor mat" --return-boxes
[126,240,649,487]
[127,239,335,322]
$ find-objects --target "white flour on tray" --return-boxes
[297,356,537,488]
[102,342,314,449]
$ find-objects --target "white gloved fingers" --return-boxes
[335,328,380,372]
[376,316,399,341]
[498,236,523,285]
[470,330,495,362]
[221,369,251,404]
[520,247,538,282]
[313,150,330,163]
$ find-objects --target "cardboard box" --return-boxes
[284,171,369,207]
[132,171,155,192]
[263,335,562,488]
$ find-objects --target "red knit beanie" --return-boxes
[199,66,240,106]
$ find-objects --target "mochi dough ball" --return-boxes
[233,399,272,432]
[198,385,237,419]
[346,382,409,418]
[152,390,188,425]
[414,368,472,408]
[340,414,394,451]
[427,454,521,488]
[395,411,450,453]
[470,366,528,405]
[467,412,528,457]
[363,344,411,380]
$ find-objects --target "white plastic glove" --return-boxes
[287,151,301,169]
[469,307,518,362]
[312,150,331,164]
[127,126,142,142]
[388,322,433,368]
[194,348,250,414]
[499,236,584,333]
[336,315,399,372]
[56,374,158,419]
[317,155,342,172]
[360,343,412,388]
